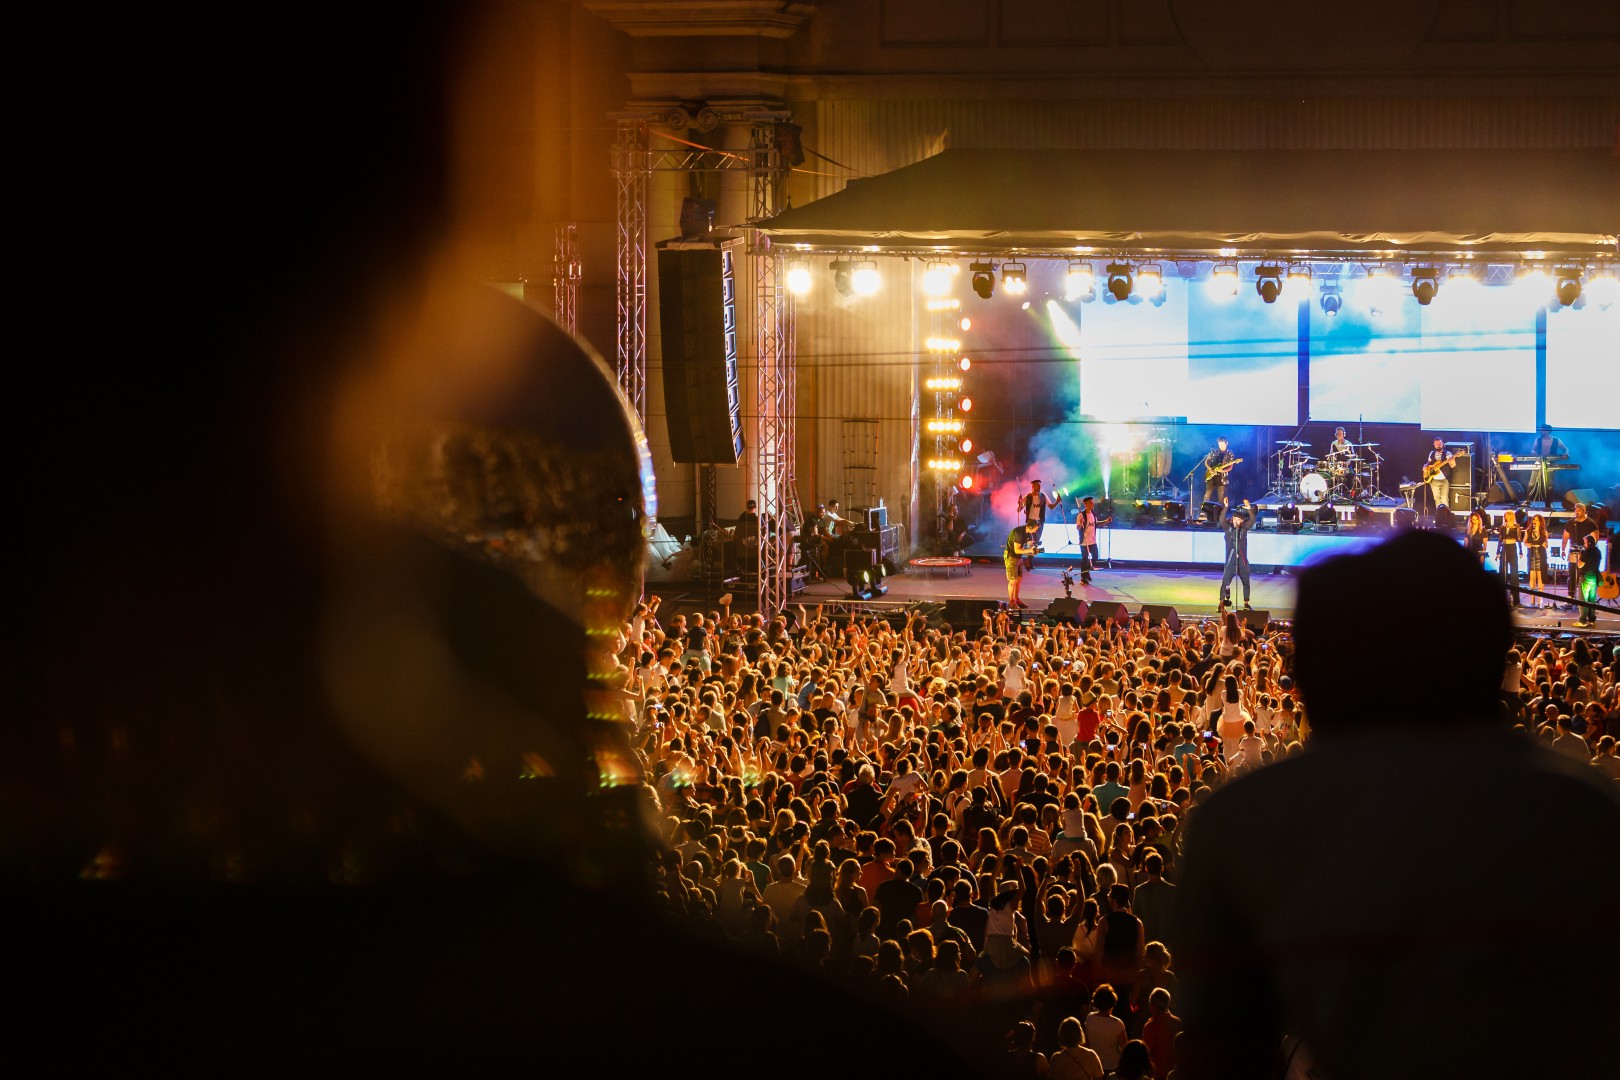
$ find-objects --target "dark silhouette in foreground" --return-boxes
[1176,529,1620,1079]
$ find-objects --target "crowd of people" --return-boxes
[617,580,1619,1075]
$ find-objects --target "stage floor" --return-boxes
[794,562,1617,632]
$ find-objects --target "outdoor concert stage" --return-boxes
[792,559,1616,633]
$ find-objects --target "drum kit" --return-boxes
[1271,439,1387,503]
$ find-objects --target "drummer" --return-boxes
[1326,426,1353,462]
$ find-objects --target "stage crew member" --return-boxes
[1005,523,1037,610]
[1201,436,1237,513]
[1220,501,1254,610]
[1562,503,1598,611]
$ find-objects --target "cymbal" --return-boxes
[1352,442,1381,447]
[1276,440,1307,446]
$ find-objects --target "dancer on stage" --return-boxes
[1004,523,1038,609]
[1219,500,1254,610]
[1201,436,1238,512]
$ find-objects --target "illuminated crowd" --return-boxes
[621,597,1618,1075]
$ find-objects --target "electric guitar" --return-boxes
[1422,452,1459,483]
[1204,457,1243,483]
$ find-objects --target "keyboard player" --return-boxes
[1525,424,1569,506]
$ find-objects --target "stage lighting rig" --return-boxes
[1555,268,1582,307]
[970,262,996,300]
[851,261,882,296]
[1137,263,1164,299]
[1411,266,1441,306]
[922,260,952,297]
[1286,263,1313,299]
[1255,264,1285,304]
[1002,261,1028,296]
[1105,262,1134,301]
[785,260,813,297]
[1066,261,1095,300]
[1587,265,1618,307]
[1319,288,1342,316]
[1210,263,1239,298]
[831,260,853,297]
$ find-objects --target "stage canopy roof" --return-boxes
[758,149,1619,259]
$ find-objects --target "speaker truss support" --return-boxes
[613,118,650,424]
[614,106,797,614]
[553,222,580,338]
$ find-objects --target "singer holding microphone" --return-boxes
[1019,478,1059,542]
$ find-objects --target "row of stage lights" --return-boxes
[788,257,1619,313]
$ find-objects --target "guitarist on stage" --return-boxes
[1423,436,1456,515]
[1201,436,1238,513]
[1004,523,1038,610]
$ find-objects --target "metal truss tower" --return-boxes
[553,222,580,338]
[613,106,797,615]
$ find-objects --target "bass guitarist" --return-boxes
[1422,436,1456,515]
[1201,436,1240,514]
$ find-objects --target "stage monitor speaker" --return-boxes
[1238,608,1271,633]
[843,547,878,576]
[1139,604,1180,631]
[1087,601,1131,627]
[1489,478,1526,503]
[943,598,1000,626]
[657,245,744,464]
[1565,488,1600,510]
[1044,597,1087,624]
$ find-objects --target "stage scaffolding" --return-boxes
[552,223,579,338]
[612,106,798,616]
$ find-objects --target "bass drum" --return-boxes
[1299,471,1328,502]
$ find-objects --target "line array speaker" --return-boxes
[657,245,744,464]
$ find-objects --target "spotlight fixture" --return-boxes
[1412,266,1441,306]
[785,260,813,297]
[1554,267,1582,307]
[960,438,973,454]
[1587,265,1618,307]
[1210,263,1239,298]
[1136,263,1164,299]
[1319,289,1343,316]
[924,419,965,434]
[1286,263,1313,299]
[925,458,964,472]
[831,260,854,297]
[970,262,996,300]
[924,336,962,353]
[1002,261,1028,296]
[958,356,972,372]
[959,397,973,412]
[1446,264,1481,291]
[1105,262,1134,301]
[1066,261,1095,300]
[922,260,952,297]
[923,376,963,392]
[1516,263,1552,299]
[851,261,881,297]
[1255,264,1285,304]
[960,474,975,491]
